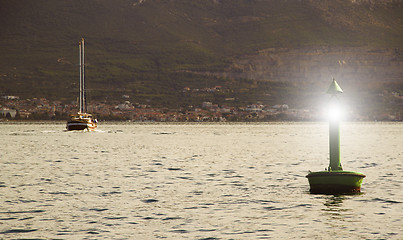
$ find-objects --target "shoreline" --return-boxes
[0,120,401,125]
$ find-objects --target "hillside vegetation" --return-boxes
[0,0,402,108]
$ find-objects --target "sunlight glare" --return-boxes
[327,101,343,121]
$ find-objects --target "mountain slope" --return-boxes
[0,0,402,106]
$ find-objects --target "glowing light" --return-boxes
[327,99,343,121]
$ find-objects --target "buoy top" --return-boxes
[327,78,343,95]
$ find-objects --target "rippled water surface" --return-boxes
[0,122,402,239]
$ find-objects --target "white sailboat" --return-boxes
[66,38,97,131]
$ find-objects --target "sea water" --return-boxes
[0,122,402,239]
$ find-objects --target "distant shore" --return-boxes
[1,119,401,124]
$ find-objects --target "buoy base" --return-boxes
[306,171,365,194]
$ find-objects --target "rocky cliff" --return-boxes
[226,47,403,83]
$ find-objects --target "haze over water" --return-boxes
[0,122,402,239]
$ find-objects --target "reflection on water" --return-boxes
[323,195,348,218]
[321,195,353,236]
[0,122,402,239]
[325,195,345,208]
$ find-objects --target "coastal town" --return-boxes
[1,94,319,122]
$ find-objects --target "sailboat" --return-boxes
[66,38,97,131]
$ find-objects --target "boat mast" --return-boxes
[82,38,87,113]
[79,40,82,113]
[78,38,87,113]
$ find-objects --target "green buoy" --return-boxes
[306,79,365,194]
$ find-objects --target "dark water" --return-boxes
[0,122,402,239]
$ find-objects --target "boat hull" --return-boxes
[66,121,97,131]
[306,171,365,194]
[66,113,97,131]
